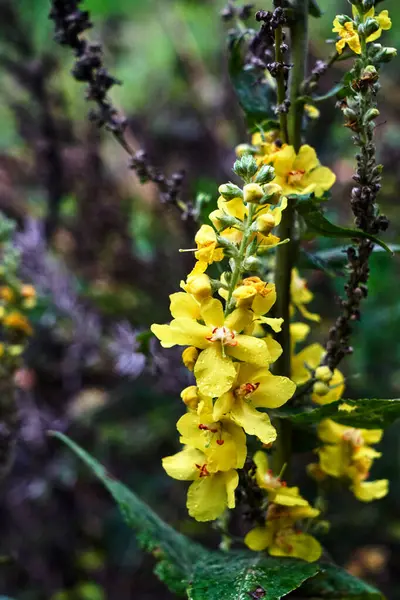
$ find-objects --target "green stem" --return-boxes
[224,204,256,317]
[275,26,289,144]
[273,0,309,476]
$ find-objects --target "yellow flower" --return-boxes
[314,419,389,502]
[272,145,336,198]
[3,311,33,335]
[352,7,392,43]
[230,277,276,316]
[192,225,224,274]
[253,451,310,507]
[177,410,246,472]
[163,446,239,521]
[304,104,320,119]
[245,499,321,561]
[212,364,295,445]
[251,130,283,164]
[182,347,199,371]
[181,273,212,301]
[333,19,362,55]
[151,296,272,397]
[291,269,320,323]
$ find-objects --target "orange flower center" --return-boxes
[287,170,305,185]
[235,382,260,400]
[206,326,238,346]
[342,428,364,447]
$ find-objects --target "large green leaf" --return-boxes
[189,552,320,600]
[228,34,276,127]
[298,562,385,599]
[301,245,400,271]
[278,399,400,430]
[296,199,392,253]
[51,433,384,600]
[50,432,205,595]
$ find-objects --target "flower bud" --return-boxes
[376,47,397,63]
[182,347,199,371]
[218,183,243,201]
[335,14,352,26]
[312,381,330,397]
[233,285,256,307]
[256,213,276,235]
[343,107,358,121]
[255,165,275,185]
[362,18,380,38]
[243,183,265,204]
[261,183,282,205]
[236,144,253,158]
[8,345,24,357]
[315,365,333,383]
[185,274,212,300]
[181,386,200,410]
[233,155,258,180]
[362,0,374,10]
[243,256,263,272]
[364,108,380,123]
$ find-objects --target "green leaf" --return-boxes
[313,83,344,103]
[298,249,346,277]
[50,431,205,595]
[278,398,400,430]
[309,0,323,18]
[188,552,320,600]
[306,245,400,269]
[228,34,276,127]
[296,198,393,254]
[298,562,385,599]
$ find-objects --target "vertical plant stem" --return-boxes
[275,25,289,144]
[273,0,309,476]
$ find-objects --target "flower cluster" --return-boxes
[333,7,392,56]
[152,154,297,524]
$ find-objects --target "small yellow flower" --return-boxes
[192,225,224,274]
[3,311,33,336]
[163,446,239,522]
[253,451,310,507]
[333,19,362,55]
[304,104,320,119]
[212,364,295,445]
[272,145,336,198]
[291,269,320,323]
[181,273,212,301]
[182,347,199,371]
[152,297,272,397]
[251,130,282,164]
[181,386,201,410]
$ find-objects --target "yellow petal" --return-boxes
[254,450,269,484]
[273,145,296,178]
[362,429,383,445]
[270,532,322,563]
[170,318,210,349]
[223,419,247,468]
[312,368,345,405]
[200,298,224,327]
[213,391,235,421]
[302,166,336,198]
[318,444,347,478]
[251,372,296,409]
[348,34,362,54]
[195,224,217,246]
[228,335,271,366]
[377,10,392,30]
[258,317,284,333]
[294,145,319,173]
[291,322,310,344]
[272,486,310,507]
[194,345,237,397]
[245,526,272,551]
[366,29,382,43]
[264,336,283,363]
[231,400,277,445]
[317,419,347,444]
[352,479,389,502]
[224,469,239,509]
[162,447,204,481]
[170,292,201,320]
[292,343,324,385]
[187,473,228,521]
[225,308,253,333]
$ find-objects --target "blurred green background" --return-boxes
[0,0,399,598]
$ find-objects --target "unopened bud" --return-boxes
[362,18,380,37]
[315,365,333,383]
[343,107,357,121]
[362,0,374,10]
[182,347,199,372]
[313,381,330,397]
[236,144,253,158]
[261,183,282,205]
[233,154,258,181]
[181,386,200,410]
[335,14,352,26]
[364,108,380,123]
[185,274,212,300]
[243,183,265,204]
[218,183,243,201]
[243,256,263,272]
[255,165,275,185]
[377,47,397,63]
[256,213,276,235]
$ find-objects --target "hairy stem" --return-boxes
[275,25,289,144]
[273,0,309,475]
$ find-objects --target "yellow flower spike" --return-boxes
[291,269,320,323]
[162,446,239,522]
[182,347,199,371]
[3,311,33,336]
[212,365,295,445]
[272,145,336,198]
[181,386,201,411]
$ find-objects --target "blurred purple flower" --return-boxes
[108,322,146,378]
